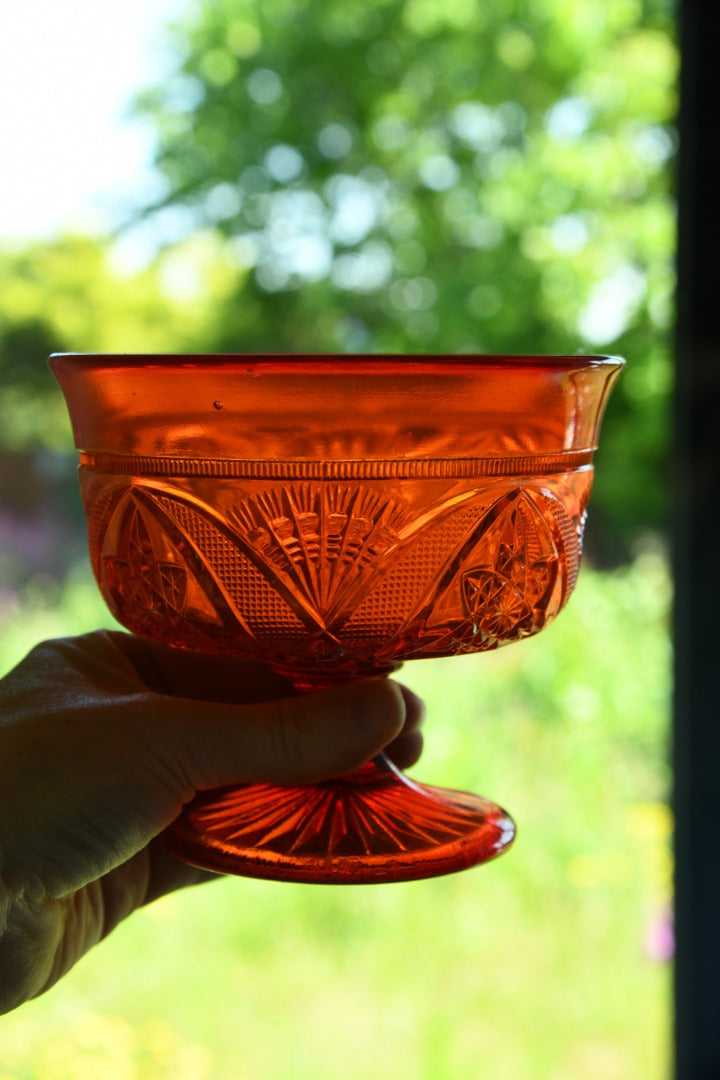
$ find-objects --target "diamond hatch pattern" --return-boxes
[95,480,579,666]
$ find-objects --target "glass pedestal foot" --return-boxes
[164,754,516,884]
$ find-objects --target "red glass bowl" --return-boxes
[51,353,623,883]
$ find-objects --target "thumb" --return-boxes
[168,678,408,792]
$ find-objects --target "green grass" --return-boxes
[0,553,671,1079]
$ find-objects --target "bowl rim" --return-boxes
[49,351,625,372]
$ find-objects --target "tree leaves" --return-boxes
[1,0,676,558]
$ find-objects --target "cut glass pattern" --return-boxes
[93,479,580,673]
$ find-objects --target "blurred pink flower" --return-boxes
[645,907,674,962]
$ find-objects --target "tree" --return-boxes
[133,0,675,557]
[0,232,246,583]
[0,234,235,452]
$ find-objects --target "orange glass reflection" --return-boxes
[51,354,623,883]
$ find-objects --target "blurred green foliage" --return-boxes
[0,0,675,562]
[0,554,671,1078]
[133,0,675,559]
[0,237,234,452]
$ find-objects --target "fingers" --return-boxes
[385,684,425,770]
[106,631,296,703]
[43,631,426,797]
[386,729,424,770]
[167,677,410,791]
[107,631,427,784]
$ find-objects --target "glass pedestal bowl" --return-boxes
[51,353,623,883]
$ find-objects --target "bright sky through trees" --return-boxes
[0,0,175,240]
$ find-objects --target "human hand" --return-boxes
[0,630,423,1013]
